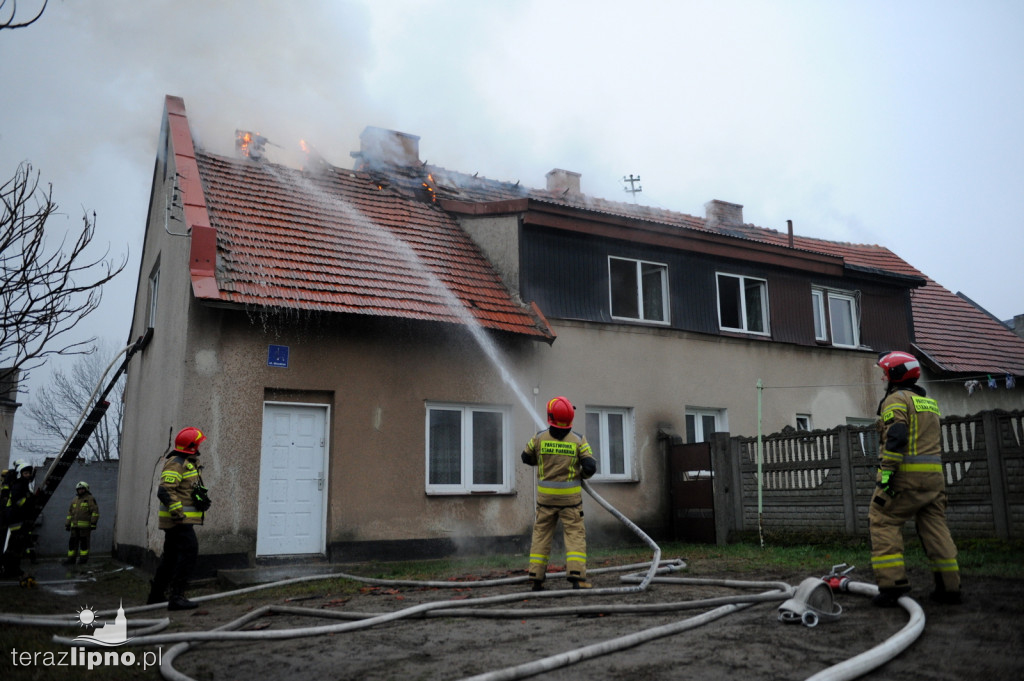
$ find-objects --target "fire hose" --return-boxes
[15,480,924,681]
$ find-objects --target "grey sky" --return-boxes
[3,0,1022,453]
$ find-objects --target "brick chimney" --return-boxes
[705,199,744,228]
[353,127,421,171]
[546,168,581,196]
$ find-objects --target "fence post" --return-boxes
[711,432,733,546]
[729,436,745,534]
[836,426,858,535]
[982,411,1010,540]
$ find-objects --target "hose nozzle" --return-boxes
[822,563,856,592]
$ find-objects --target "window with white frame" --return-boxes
[685,408,726,443]
[717,273,768,334]
[609,256,669,323]
[796,414,812,431]
[425,403,512,494]
[584,407,635,480]
[812,287,860,348]
[147,264,160,328]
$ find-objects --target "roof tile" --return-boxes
[193,153,552,341]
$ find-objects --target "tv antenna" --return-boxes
[622,174,642,202]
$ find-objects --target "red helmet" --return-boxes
[547,396,575,428]
[878,351,920,384]
[174,427,206,454]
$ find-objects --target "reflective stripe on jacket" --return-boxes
[879,389,943,474]
[523,430,594,506]
[158,455,205,529]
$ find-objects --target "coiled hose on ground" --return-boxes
[4,480,925,681]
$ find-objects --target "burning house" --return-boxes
[114,96,1024,572]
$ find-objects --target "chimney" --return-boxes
[704,199,743,229]
[235,130,268,161]
[353,127,421,171]
[1013,314,1024,340]
[546,168,581,196]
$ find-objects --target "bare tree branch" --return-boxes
[15,340,125,461]
[1,162,129,386]
[0,0,48,30]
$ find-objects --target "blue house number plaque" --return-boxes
[268,345,289,368]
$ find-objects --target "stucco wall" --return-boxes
[116,139,196,560]
[455,214,521,297]
[524,320,881,539]
[121,255,886,566]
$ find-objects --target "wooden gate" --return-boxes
[668,441,716,543]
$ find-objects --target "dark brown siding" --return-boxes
[519,224,915,352]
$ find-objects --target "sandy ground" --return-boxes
[3,559,1023,681]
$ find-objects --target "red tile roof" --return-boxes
[166,98,552,342]
[193,153,553,340]
[750,230,1024,375]
[166,95,1023,374]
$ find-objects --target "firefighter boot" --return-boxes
[568,568,592,590]
[930,572,962,605]
[168,583,198,611]
[872,585,911,607]
[168,593,198,611]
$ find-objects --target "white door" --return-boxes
[257,403,328,556]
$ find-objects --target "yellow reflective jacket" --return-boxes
[522,430,595,506]
[878,388,943,475]
[158,455,205,529]
[66,493,99,529]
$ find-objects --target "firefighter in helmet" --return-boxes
[147,426,212,610]
[521,396,597,590]
[64,481,100,565]
[869,351,961,606]
[0,460,22,535]
[1,461,36,578]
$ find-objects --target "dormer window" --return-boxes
[812,287,860,348]
[717,273,768,335]
[609,256,669,323]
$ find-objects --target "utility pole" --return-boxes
[622,174,642,202]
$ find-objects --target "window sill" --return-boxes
[425,490,517,497]
[610,316,672,327]
[717,329,772,341]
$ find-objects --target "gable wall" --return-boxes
[116,126,200,557]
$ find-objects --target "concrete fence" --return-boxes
[709,409,1024,541]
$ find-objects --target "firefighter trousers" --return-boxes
[152,523,199,596]
[68,528,92,559]
[868,481,960,593]
[528,503,587,583]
